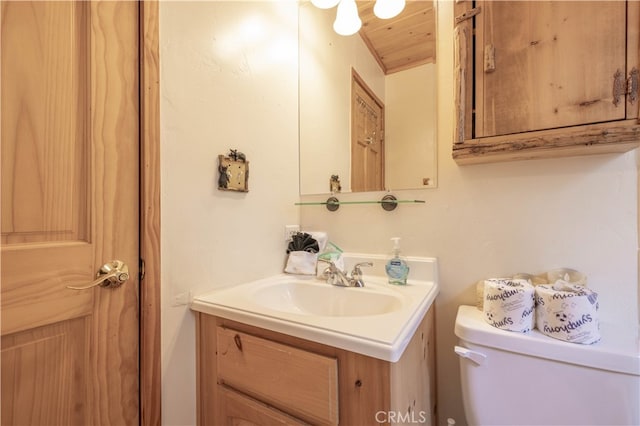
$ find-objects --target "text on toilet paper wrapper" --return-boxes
[542,313,594,334]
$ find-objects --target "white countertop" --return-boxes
[191,255,439,362]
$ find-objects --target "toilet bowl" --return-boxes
[454,305,640,426]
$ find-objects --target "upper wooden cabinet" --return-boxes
[453,1,640,164]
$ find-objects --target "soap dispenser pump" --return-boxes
[385,237,409,285]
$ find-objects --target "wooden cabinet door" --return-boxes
[216,327,339,425]
[219,386,307,426]
[475,1,627,138]
[1,1,140,424]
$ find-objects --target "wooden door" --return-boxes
[1,1,140,425]
[351,73,385,192]
[476,1,627,138]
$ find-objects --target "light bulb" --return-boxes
[311,0,340,9]
[373,0,406,19]
[333,0,361,36]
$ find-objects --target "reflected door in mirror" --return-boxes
[352,74,384,192]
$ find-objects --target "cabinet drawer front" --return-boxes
[216,327,338,425]
[219,386,308,426]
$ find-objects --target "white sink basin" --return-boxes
[191,254,439,362]
[250,280,405,317]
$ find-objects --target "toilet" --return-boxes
[454,305,640,426]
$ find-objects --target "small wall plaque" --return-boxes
[218,149,249,192]
[329,175,342,193]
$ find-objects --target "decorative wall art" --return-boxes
[329,175,342,193]
[218,149,249,192]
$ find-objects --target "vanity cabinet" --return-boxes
[196,307,436,426]
[453,1,640,164]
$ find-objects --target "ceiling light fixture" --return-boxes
[313,0,406,36]
[373,0,406,19]
[333,0,362,36]
[310,0,340,9]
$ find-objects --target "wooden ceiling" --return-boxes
[357,0,436,75]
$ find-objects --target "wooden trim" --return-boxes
[351,68,385,109]
[429,304,438,425]
[453,0,474,143]
[472,1,487,139]
[196,313,218,425]
[636,0,640,321]
[453,120,640,164]
[140,1,161,425]
[453,25,468,144]
[628,0,640,121]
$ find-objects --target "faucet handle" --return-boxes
[351,262,373,277]
[350,262,372,288]
[318,257,341,273]
[318,258,342,283]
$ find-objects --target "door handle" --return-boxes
[67,260,130,290]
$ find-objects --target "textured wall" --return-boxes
[160,2,299,424]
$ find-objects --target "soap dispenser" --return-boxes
[385,237,409,285]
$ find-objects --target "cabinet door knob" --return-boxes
[233,334,243,352]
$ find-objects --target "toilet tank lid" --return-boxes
[454,305,640,376]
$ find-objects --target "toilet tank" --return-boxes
[454,305,640,426]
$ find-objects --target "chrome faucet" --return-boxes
[319,259,373,287]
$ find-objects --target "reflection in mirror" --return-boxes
[299,1,437,195]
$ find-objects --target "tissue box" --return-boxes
[284,251,318,275]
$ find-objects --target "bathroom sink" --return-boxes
[191,254,439,362]
[250,281,404,317]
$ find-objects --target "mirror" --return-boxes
[298,1,437,195]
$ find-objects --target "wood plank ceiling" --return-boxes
[357,0,436,74]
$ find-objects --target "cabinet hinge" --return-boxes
[627,67,638,105]
[484,44,496,73]
[455,6,481,25]
[613,69,625,106]
[613,68,639,107]
[139,258,145,281]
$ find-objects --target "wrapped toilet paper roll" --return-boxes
[483,278,535,333]
[476,273,541,310]
[535,284,600,344]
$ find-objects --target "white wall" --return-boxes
[300,2,639,424]
[160,2,299,424]
[161,1,638,425]
[385,63,437,189]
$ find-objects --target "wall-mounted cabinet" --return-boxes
[453,1,640,164]
[196,307,436,425]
